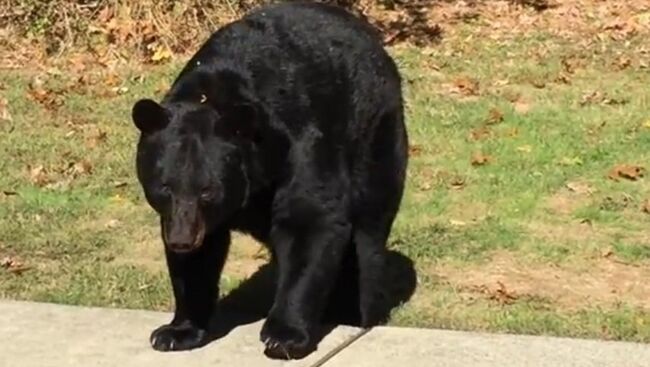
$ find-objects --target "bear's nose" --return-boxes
[164,198,206,253]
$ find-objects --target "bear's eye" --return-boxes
[200,188,215,201]
[160,184,171,195]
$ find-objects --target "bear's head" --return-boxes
[131,69,262,253]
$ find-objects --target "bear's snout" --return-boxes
[164,199,206,253]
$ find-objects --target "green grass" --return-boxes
[2,26,650,342]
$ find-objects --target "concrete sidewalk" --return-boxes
[1,300,649,367]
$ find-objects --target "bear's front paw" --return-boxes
[150,322,208,352]
[260,316,313,360]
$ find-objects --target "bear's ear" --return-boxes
[131,99,168,134]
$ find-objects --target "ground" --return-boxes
[1,0,650,342]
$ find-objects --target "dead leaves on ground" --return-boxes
[634,198,650,216]
[28,165,51,187]
[413,169,467,192]
[1,256,30,275]
[446,77,480,99]
[26,71,133,110]
[580,91,629,107]
[468,107,508,142]
[607,164,644,181]
[408,144,423,157]
[471,152,492,166]
[27,77,65,111]
[85,128,108,149]
[468,125,492,141]
[468,281,519,306]
[26,159,95,189]
[566,181,595,195]
[486,108,504,125]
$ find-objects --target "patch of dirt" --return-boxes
[543,184,593,216]
[435,252,650,310]
[526,221,603,244]
[545,192,582,215]
[445,200,491,225]
[223,233,269,280]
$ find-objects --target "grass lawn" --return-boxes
[1,3,650,342]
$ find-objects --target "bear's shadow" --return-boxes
[206,250,417,354]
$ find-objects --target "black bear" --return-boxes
[131,1,408,360]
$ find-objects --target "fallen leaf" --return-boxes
[449,219,467,226]
[1,256,30,274]
[580,91,603,106]
[554,73,572,85]
[469,126,492,141]
[580,91,628,106]
[0,95,12,122]
[640,199,650,214]
[449,176,465,190]
[566,181,594,195]
[27,77,65,110]
[71,160,93,176]
[104,73,120,87]
[601,247,614,258]
[471,152,492,166]
[531,80,546,89]
[408,145,423,157]
[516,145,532,153]
[452,77,480,96]
[28,165,50,186]
[486,108,504,125]
[487,281,518,305]
[85,129,107,148]
[608,164,644,181]
[150,44,173,63]
[131,75,146,84]
[111,86,129,95]
[614,56,632,70]
[418,181,432,191]
[561,56,577,74]
[602,97,628,106]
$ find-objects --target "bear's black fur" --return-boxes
[131,1,408,359]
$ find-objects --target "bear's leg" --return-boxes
[354,109,407,327]
[150,229,230,352]
[261,219,351,360]
[354,225,390,327]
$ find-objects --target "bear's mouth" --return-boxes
[162,208,206,253]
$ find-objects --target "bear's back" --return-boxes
[169,2,401,139]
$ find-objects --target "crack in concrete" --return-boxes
[309,328,372,367]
